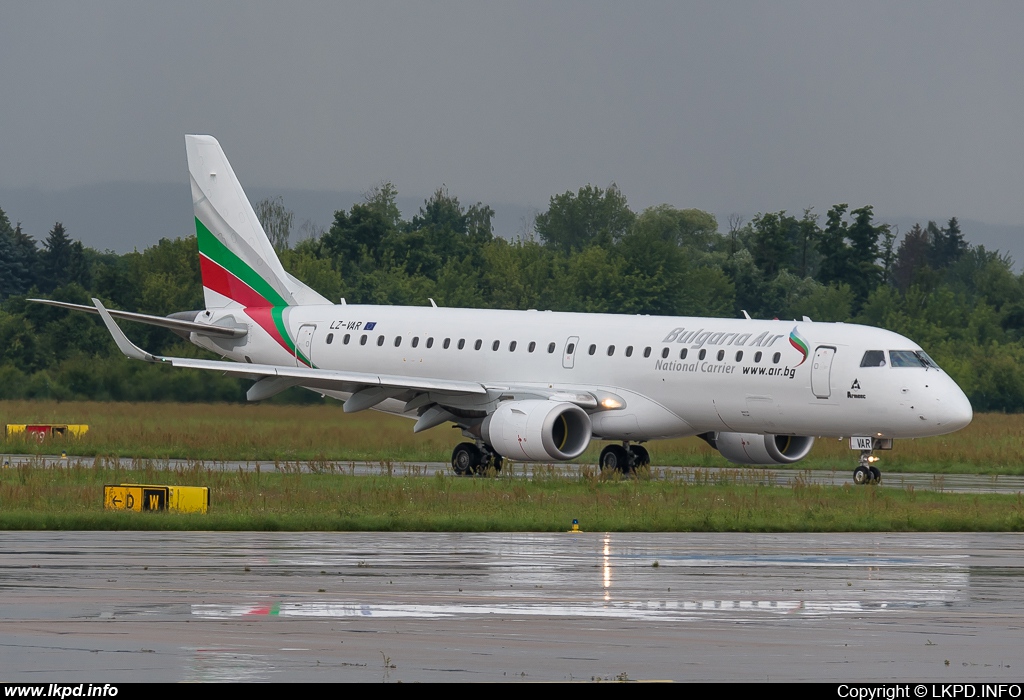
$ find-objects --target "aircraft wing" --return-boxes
[91,298,487,398]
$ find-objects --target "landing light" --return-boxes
[867,456,879,463]
[600,398,622,409]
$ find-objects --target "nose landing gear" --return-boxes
[852,450,882,485]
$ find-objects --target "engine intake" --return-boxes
[706,432,815,465]
[482,400,592,462]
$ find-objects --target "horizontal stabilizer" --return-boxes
[91,298,488,398]
[30,299,246,339]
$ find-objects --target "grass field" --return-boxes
[1,459,1022,531]
[0,400,1020,475]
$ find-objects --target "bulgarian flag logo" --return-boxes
[789,326,809,366]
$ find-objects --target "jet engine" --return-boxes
[704,432,815,465]
[482,400,592,461]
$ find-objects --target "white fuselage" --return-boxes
[194,304,973,441]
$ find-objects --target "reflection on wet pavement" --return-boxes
[1,532,1021,682]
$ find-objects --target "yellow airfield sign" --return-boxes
[103,484,209,514]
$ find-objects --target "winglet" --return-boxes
[92,298,158,362]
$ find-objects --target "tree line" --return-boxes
[1,182,1022,410]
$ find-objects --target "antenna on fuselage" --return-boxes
[340,298,347,305]
[429,298,438,308]
[741,310,751,320]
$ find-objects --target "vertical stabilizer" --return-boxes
[186,135,329,309]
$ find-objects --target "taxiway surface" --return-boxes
[1,532,1022,682]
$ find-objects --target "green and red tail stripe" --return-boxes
[195,218,314,367]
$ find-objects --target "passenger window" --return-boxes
[625,346,633,357]
[492,340,500,351]
[510,341,517,352]
[680,348,688,360]
[566,342,576,354]
[716,349,724,361]
[643,347,652,358]
[411,337,419,348]
[360,334,368,346]
[426,337,434,348]
[443,338,451,349]
[326,333,334,345]
[661,348,669,359]
[698,349,706,360]
[458,339,465,350]
[343,334,350,345]
[394,336,402,347]
[754,351,762,362]
[861,350,886,367]
[607,345,615,356]
[474,339,482,350]
[528,341,536,353]
[547,342,556,353]
[735,351,743,361]
[589,344,597,355]
[772,352,781,364]
[377,335,385,346]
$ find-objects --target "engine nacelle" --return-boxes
[710,432,815,465]
[482,400,592,462]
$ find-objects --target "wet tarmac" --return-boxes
[8,453,1024,494]
[2,532,1023,682]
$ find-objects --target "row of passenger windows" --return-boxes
[323,332,784,364]
[327,332,558,353]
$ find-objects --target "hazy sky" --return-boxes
[2,1,1023,229]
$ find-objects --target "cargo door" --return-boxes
[295,324,316,367]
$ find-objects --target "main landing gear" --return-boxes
[599,443,651,474]
[852,450,882,486]
[451,442,503,476]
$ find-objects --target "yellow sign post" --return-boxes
[6,424,89,440]
[103,484,209,514]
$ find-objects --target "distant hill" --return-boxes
[1,183,1019,270]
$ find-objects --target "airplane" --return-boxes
[31,135,974,485]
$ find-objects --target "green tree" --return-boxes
[0,211,40,298]
[534,184,634,253]
[253,196,294,253]
[40,222,89,293]
[817,204,850,287]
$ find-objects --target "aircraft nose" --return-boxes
[936,381,973,432]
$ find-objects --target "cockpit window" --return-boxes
[860,350,886,367]
[889,350,940,369]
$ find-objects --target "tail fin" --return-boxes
[186,135,329,309]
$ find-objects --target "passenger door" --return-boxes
[810,346,836,399]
